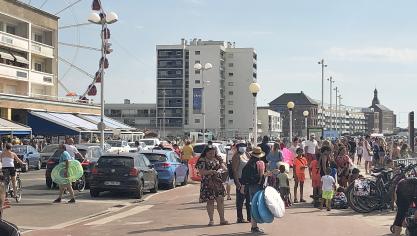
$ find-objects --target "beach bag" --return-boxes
[251,191,264,224]
[331,192,348,209]
[264,186,286,218]
[257,190,274,223]
[353,179,370,196]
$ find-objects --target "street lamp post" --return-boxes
[287,101,295,143]
[162,89,166,139]
[249,82,261,144]
[194,62,213,143]
[334,86,339,135]
[88,0,118,151]
[327,76,335,130]
[303,110,309,138]
[318,59,328,110]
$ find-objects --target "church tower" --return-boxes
[372,88,380,107]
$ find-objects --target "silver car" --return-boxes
[40,144,60,168]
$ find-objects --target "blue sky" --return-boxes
[26,0,417,127]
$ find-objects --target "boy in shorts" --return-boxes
[320,167,336,211]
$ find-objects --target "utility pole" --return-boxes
[318,59,328,110]
[334,86,339,135]
[327,76,335,130]
[163,89,166,139]
[338,95,343,136]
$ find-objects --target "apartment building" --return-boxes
[156,39,257,139]
[257,107,282,138]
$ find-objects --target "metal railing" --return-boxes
[393,158,417,166]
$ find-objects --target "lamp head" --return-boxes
[106,11,118,24]
[193,63,202,70]
[303,110,309,117]
[204,63,213,70]
[249,83,261,96]
[88,12,102,24]
[287,101,295,110]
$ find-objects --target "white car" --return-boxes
[140,138,160,150]
[106,140,130,153]
[128,141,148,152]
[193,142,227,163]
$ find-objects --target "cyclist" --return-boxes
[0,144,26,198]
[393,177,417,236]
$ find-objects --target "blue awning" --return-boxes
[77,114,134,130]
[0,118,31,136]
[28,111,112,136]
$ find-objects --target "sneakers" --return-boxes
[68,198,76,204]
[53,198,61,203]
[251,227,263,233]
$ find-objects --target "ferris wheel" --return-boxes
[20,0,112,100]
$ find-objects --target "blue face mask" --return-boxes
[238,147,246,153]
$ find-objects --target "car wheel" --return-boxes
[134,180,144,199]
[169,174,176,189]
[46,178,53,189]
[150,177,158,193]
[181,172,189,186]
[35,160,41,170]
[90,189,100,197]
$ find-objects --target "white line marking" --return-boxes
[84,205,153,226]
[20,198,133,205]
[123,220,153,225]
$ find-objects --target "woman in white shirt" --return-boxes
[0,144,25,197]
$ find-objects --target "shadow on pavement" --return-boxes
[11,202,53,207]
[326,209,396,217]
[127,224,211,234]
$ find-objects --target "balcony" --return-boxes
[31,41,54,58]
[0,31,29,51]
[30,70,54,85]
[0,63,29,81]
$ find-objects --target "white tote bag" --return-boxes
[264,186,285,218]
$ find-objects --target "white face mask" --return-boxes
[238,147,246,153]
[207,145,213,149]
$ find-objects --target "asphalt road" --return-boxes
[2,169,399,236]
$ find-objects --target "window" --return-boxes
[195,80,200,84]
[195,60,200,64]
[228,110,234,114]
[6,25,16,35]
[34,34,43,43]
[228,82,234,86]
[195,70,200,74]
[195,119,200,123]
[228,63,234,67]
[228,120,233,125]
[228,101,233,105]
[195,51,200,55]
[228,91,233,95]
[228,72,234,77]
[34,63,43,72]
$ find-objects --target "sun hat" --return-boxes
[250,147,265,158]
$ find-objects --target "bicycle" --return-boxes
[3,168,22,203]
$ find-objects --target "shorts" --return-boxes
[306,153,315,164]
[2,167,16,177]
[322,190,334,200]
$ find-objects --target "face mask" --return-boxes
[207,145,213,149]
[238,147,246,153]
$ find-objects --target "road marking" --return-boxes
[20,198,133,205]
[84,205,153,226]
[123,220,153,225]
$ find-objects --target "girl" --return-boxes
[362,139,373,175]
[356,140,364,166]
[335,145,350,188]
[293,148,307,203]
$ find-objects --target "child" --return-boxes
[332,187,348,209]
[293,148,308,203]
[320,167,336,211]
[356,142,364,166]
[310,156,321,207]
[277,165,291,207]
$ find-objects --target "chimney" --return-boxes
[124,99,130,104]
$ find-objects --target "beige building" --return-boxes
[257,107,282,138]
[0,0,99,124]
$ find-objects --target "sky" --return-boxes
[23,0,417,127]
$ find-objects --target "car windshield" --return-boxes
[193,145,206,154]
[142,153,167,162]
[51,149,64,159]
[97,156,133,167]
[128,143,136,148]
[41,145,59,153]
[141,140,155,146]
[11,146,26,154]
[107,141,122,147]
[78,149,87,158]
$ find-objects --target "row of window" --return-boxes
[194,118,234,125]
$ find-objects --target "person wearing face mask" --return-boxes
[232,141,251,223]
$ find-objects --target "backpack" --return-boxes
[0,220,20,236]
[241,157,260,185]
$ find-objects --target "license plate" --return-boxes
[104,181,120,186]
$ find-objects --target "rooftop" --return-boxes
[11,0,59,20]
[269,91,319,106]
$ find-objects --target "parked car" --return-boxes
[89,153,158,199]
[193,143,227,162]
[39,144,60,168]
[128,141,148,153]
[140,150,188,189]
[140,138,160,150]
[44,145,102,189]
[107,140,130,153]
[11,145,41,172]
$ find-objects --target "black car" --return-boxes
[45,145,102,189]
[89,153,158,199]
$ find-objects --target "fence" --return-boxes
[393,158,417,166]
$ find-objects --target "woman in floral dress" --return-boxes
[196,145,229,226]
[335,145,350,188]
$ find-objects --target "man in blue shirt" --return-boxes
[53,144,76,204]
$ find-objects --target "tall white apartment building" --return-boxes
[156,39,257,139]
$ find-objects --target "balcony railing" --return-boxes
[0,63,29,81]
[31,41,54,58]
[0,31,29,51]
[30,70,54,85]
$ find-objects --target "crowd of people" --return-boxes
[189,134,416,234]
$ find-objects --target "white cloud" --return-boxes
[326,47,417,63]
